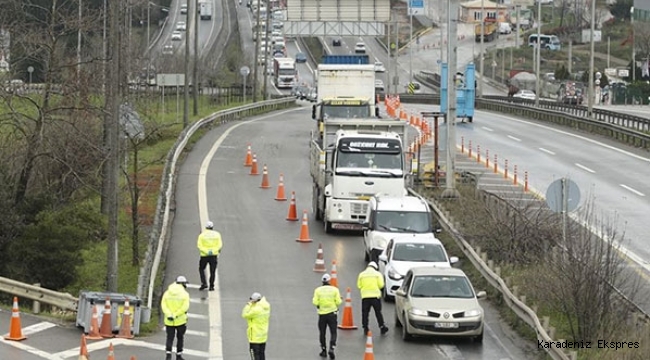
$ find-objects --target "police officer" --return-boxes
[312,274,342,359]
[197,221,223,291]
[242,292,271,360]
[161,276,191,360]
[357,262,388,335]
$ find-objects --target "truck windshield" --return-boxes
[278,69,295,75]
[336,152,402,170]
[322,105,370,119]
[375,211,431,233]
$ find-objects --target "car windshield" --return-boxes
[392,243,446,262]
[411,275,474,299]
[375,210,431,233]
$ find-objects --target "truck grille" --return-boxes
[350,203,368,218]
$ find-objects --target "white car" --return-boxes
[171,31,182,41]
[513,89,537,100]
[354,42,366,54]
[180,4,188,14]
[374,61,386,73]
[176,21,186,31]
[378,234,458,300]
[395,267,486,342]
[162,44,174,55]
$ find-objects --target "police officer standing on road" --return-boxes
[162,276,191,360]
[312,273,342,359]
[242,292,271,360]
[357,262,388,336]
[197,221,223,291]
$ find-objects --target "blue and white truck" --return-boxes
[440,63,476,122]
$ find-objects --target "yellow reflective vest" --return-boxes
[312,285,342,315]
[242,297,271,344]
[197,229,223,257]
[161,283,190,327]
[357,267,384,299]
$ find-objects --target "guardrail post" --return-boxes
[542,316,550,331]
[468,140,472,158]
[485,149,489,168]
[549,327,557,339]
[513,165,518,185]
[495,266,501,277]
[33,283,41,314]
[477,145,481,163]
[520,295,526,304]
[504,159,508,179]
[487,259,494,269]
[481,252,488,262]
[493,154,497,173]
[461,136,464,153]
[568,350,578,360]
[512,285,519,297]
[524,171,528,192]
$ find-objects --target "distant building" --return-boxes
[633,0,650,21]
[460,0,509,23]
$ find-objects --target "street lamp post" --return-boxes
[479,0,485,98]
[241,66,250,103]
[631,6,635,83]
[534,0,541,107]
[587,0,595,116]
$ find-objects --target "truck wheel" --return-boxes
[468,116,473,123]
[312,186,323,221]
[364,249,369,262]
[324,218,333,234]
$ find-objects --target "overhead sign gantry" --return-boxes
[284,0,390,36]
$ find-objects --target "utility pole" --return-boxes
[439,0,443,91]
[253,0,261,102]
[479,0,484,98]
[387,21,392,94]
[409,3,413,83]
[193,0,199,115]
[534,0,541,107]
[442,0,459,198]
[587,0,595,116]
[183,0,192,127]
[105,0,122,293]
[568,39,572,74]
[263,11,269,99]
[394,16,399,92]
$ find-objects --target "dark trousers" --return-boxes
[361,298,385,331]
[249,342,266,360]
[165,324,187,353]
[199,255,218,287]
[318,312,338,349]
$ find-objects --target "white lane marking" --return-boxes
[482,126,494,132]
[485,322,517,360]
[203,0,219,53]
[620,184,645,197]
[187,312,209,320]
[197,108,303,359]
[539,147,555,155]
[575,163,596,173]
[507,135,521,142]
[0,336,57,359]
[186,329,209,337]
[53,337,211,358]
[20,322,57,336]
[434,344,465,360]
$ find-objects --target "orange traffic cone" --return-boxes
[107,342,115,360]
[363,331,375,360]
[86,305,103,340]
[296,210,313,243]
[313,243,326,271]
[116,300,134,339]
[260,164,271,189]
[274,174,287,201]
[4,297,26,341]
[78,334,90,360]
[244,144,253,167]
[286,191,298,221]
[249,154,259,175]
[330,260,339,288]
[338,287,358,330]
[99,297,114,338]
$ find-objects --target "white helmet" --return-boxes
[322,274,331,283]
[205,221,214,229]
[368,261,378,270]
[176,275,188,284]
[249,292,262,302]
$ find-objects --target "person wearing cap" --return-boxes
[357,262,388,336]
[161,276,191,360]
[242,292,271,360]
[197,220,223,291]
[312,273,342,359]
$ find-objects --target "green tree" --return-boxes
[555,64,571,81]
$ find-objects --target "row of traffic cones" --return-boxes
[244,144,374,358]
[79,335,137,360]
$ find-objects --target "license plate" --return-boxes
[332,223,363,230]
[434,322,459,329]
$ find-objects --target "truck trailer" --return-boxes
[200,1,212,20]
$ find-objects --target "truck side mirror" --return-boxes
[311,105,316,120]
[375,107,380,118]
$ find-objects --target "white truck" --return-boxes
[310,119,409,233]
[273,58,297,89]
[362,195,442,264]
[200,1,212,20]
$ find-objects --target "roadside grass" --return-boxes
[418,183,649,360]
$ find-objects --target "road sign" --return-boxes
[240,66,250,77]
[545,178,581,213]
[407,82,416,94]
[408,0,424,15]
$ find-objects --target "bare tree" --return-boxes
[633,22,650,65]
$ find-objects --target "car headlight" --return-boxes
[464,309,482,317]
[409,308,427,316]
[387,268,403,280]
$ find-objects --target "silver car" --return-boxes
[395,267,486,342]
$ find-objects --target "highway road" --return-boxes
[595,105,650,119]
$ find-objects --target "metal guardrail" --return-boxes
[137,97,297,309]
[407,189,575,360]
[0,276,78,311]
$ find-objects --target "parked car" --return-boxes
[291,85,309,99]
[171,31,182,41]
[378,235,458,300]
[180,4,188,14]
[176,21,187,31]
[512,89,536,100]
[332,38,342,46]
[394,267,486,342]
[295,52,307,63]
[354,42,366,54]
[374,61,386,73]
[305,87,318,102]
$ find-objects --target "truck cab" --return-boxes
[362,195,440,263]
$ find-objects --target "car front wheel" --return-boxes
[401,314,413,341]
